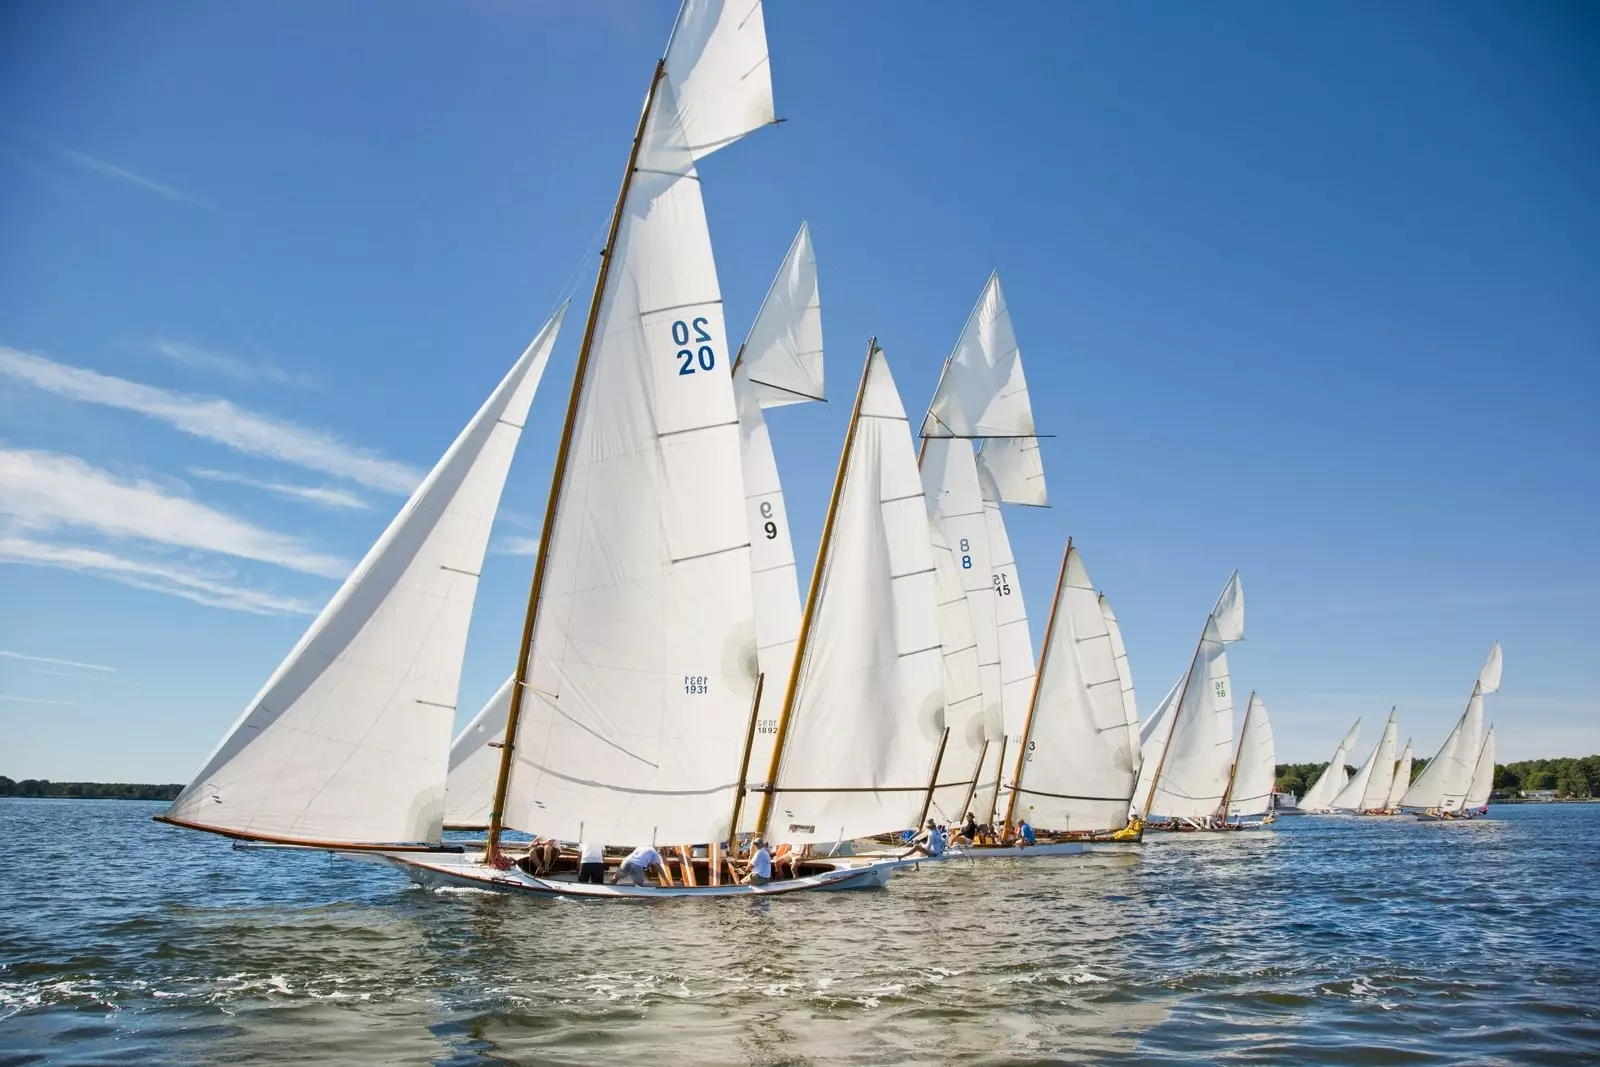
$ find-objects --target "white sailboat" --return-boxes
[1462,725,1497,815]
[1298,718,1362,813]
[1134,571,1246,831]
[1405,644,1502,821]
[1330,709,1398,813]
[1382,738,1415,812]
[1222,692,1277,822]
[161,307,566,849]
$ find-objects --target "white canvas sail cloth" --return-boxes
[1101,594,1140,740]
[1009,543,1141,833]
[1226,693,1277,818]
[499,5,774,847]
[730,223,824,829]
[1400,643,1502,812]
[1463,726,1497,811]
[1299,718,1362,811]
[1143,571,1245,821]
[164,308,567,846]
[925,509,987,823]
[1330,711,1396,812]
[443,677,515,829]
[1385,739,1414,810]
[1130,676,1183,816]
[764,347,946,846]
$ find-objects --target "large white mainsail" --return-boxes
[164,308,566,846]
[495,1,776,848]
[443,676,514,829]
[1330,710,1396,812]
[1384,738,1414,810]
[1399,643,1502,812]
[1143,571,1245,821]
[760,345,946,846]
[1299,718,1362,810]
[1007,541,1141,833]
[1463,725,1497,811]
[1225,693,1277,819]
[1361,711,1400,810]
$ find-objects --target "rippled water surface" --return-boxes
[2,801,1598,1065]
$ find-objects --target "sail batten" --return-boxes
[166,308,566,847]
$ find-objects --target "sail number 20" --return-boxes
[672,318,716,375]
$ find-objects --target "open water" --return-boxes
[1,801,1597,1066]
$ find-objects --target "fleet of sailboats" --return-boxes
[157,0,1513,902]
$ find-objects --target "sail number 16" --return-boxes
[672,318,716,376]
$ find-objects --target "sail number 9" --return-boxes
[760,500,778,540]
[684,675,709,695]
[672,318,716,376]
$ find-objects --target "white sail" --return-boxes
[499,25,768,847]
[1400,643,1502,812]
[1300,718,1361,810]
[165,308,566,846]
[739,222,823,406]
[1144,572,1245,820]
[1100,593,1140,742]
[976,435,1047,508]
[924,506,986,823]
[1226,693,1276,818]
[1330,712,1394,811]
[984,501,1035,740]
[1130,675,1183,816]
[764,346,945,846]
[443,676,515,829]
[1385,739,1414,809]
[1463,725,1497,810]
[919,272,1036,447]
[1359,711,1399,810]
[1010,543,1140,833]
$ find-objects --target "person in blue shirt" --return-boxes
[1017,817,1036,846]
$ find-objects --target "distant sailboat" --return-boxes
[1405,644,1502,821]
[1298,718,1362,813]
[1331,709,1398,814]
[1382,738,1415,812]
[1221,693,1277,823]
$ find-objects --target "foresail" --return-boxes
[443,676,514,829]
[1301,717,1361,809]
[1330,736,1381,811]
[500,62,758,847]
[1359,712,1399,810]
[731,363,802,830]
[664,0,775,160]
[740,222,823,406]
[1130,675,1183,816]
[1011,544,1139,833]
[765,347,945,846]
[1385,739,1414,809]
[920,272,1035,443]
[1464,726,1496,809]
[1099,593,1141,743]
[985,501,1035,740]
[925,506,986,824]
[1399,702,1468,810]
[165,308,566,846]
[1227,694,1277,818]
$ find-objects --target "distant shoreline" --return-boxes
[0,779,182,801]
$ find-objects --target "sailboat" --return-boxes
[1379,738,1414,813]
[1330,708,1398,814]
[165,1,910,899]
[917,273,1046,834]
[1219,692,1277,826]
[1462,724,1497,816]
[1131,572,1246,832]
[1297,718,1362,814]
[1404,644,1502,821]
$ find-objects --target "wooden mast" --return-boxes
[983,736,1009,829]
[912,727,952,832]
[483,60,668,864]
[1217,690,1254,825]
[1004,537,1072,829]
[955,739,988,823]
[725,673,765,847]
[754,339,878,839]
[1140,571,1235,821]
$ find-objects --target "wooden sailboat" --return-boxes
[1131,571,1246,832]
[1218,692,1277,827]
[1297,718,1362,814]
[1405,644,1502,821]
[1330,708,1398,815]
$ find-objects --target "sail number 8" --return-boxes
[672,318,716,375]
[959,538,972,569]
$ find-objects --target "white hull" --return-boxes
[854,840,1090,862]
[384,851,911,899]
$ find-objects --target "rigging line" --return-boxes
[549,209,612,321]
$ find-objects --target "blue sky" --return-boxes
[1,1,1595,781]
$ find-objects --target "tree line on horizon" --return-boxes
[1274,755,1599,800]
[0,777,183,801]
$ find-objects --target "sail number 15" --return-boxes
[671,318,716,376]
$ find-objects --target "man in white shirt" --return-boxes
[577,841,606,884]
[741,839,773,885]
[612,844,666,886]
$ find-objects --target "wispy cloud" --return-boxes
[150,341,317,389]
[54,144,198,205]
[188,468,369,511]
[0,448,348,578]
[0,693,78,706]
[492,535,541,556]
[0,649,116,673]
[0,346,422,494]
[0,538,321,617]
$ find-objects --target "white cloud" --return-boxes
[492,535,540,556]
[0,346,422,494]
[0,649,116,673]
[0,448,348,578]
[150,341,317,389]
[54,145,197,205]
[0,693,78,706]
[188,468,369,511]
[0,538,320,617]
